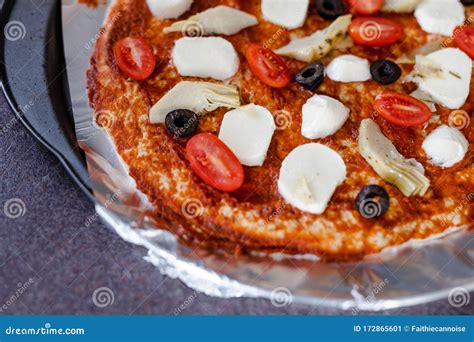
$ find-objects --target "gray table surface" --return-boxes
[1,93,473,316]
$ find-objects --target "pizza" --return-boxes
[87,0,474,261]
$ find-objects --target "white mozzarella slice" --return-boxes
[278,143,346,214]
[172,37,239,80]
[218,104,276,167]
[146,0,193,19]
[326,54,371,83]
[302,95,350,139]
[422,125,468,168]
[407,48,472,109]
[414,0,465,36]
[261,0,310,29]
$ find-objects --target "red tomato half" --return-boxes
[186,133,245,192]
[454,26,474,59]
[113,37,156,80]
[348,0,383,15]
[246,43,291,88]
[350,17,404,47]
[374,92,432,127]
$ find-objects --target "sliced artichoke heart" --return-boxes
[149,81,241,124]
[163,5,258,36]
[358,119,430,197]
[275,14,351,62]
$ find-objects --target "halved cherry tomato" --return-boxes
[113,37,156,80]
[186,133,245,192]
[348,0,383,15]
[349,17,404,47]
[245,43,291,88]
[453,26,474,59]
[374,92,432,127]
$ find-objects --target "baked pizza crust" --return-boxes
[87,0,474,260]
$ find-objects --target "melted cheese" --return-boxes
[414,0,465,36]
[278,144,346,214]
[326,55,371,83]
[422,125,469,168]
[261,0,310,29]
[172,37,239,80]
[146,0,193,19]
[407,48,472,109]
[302,95,350,139]
[218,104,276,167]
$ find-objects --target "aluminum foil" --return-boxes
[61,1,474,310]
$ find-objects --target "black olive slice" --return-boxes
[165,109,200,138]
[356,185,390,219]
[295,63,325,91]
[370,60,402,85]
[315,0,348,21]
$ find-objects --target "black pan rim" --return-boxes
[0,0,95,201]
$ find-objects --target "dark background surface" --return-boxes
[0,0,472,316]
